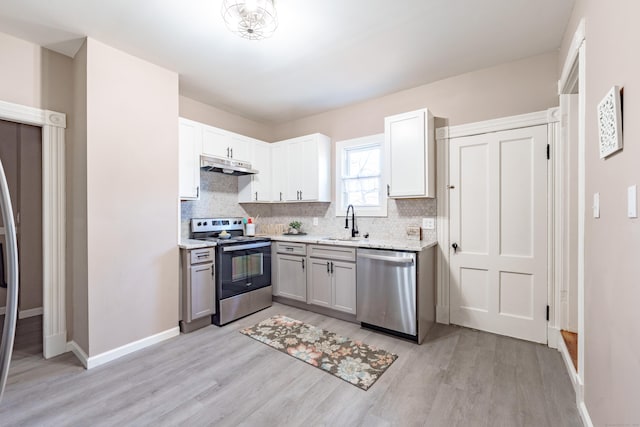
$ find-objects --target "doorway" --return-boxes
[0,99,67,360]
[448,125,549,343]
[0,120,43,358]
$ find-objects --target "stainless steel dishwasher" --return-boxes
[356,246,435,343]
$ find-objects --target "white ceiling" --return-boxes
[0,0,575,124]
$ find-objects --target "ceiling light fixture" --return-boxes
[221,0,278,40]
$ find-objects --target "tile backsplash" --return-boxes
[181,172,437,241]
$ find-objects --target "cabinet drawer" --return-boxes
[275,241,307,256]
[190,248,215,264]
[308,245,356,262]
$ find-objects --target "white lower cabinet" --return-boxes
[307,245,356,314]
[274,242,307,302]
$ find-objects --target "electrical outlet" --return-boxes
[422,218,435,230]
[313,217,318,226]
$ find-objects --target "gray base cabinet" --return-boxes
[180,247,215,332]
[274,242,307,302]
[307,245,356,315]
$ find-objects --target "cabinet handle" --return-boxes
[302,259,305,271]
[279,192,283,201]
[255,191,258,201]
[330,262,334,274]
[286,247,294,251]
[196,186,200,198]
[230,148,233,158]
[300,191,303,200]
[227,147,230,157]
[387,184,390,196]
[327,261,330,273]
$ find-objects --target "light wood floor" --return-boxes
[0,304,582,426]
[560,330,578,371]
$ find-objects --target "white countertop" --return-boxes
[268,234,437,252]
[178,239,217,250]
[180,235,437,252]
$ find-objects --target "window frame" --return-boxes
[335,133,387,217]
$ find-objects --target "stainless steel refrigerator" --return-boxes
[0,156,18,402]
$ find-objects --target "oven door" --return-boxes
[218,241,271,299]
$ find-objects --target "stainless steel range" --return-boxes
[191,218,272,326]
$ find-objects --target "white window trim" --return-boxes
[335,133,387,217]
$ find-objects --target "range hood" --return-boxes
[200,155,258,176]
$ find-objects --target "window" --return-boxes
[335,134,387,217]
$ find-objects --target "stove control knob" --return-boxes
[197,222,202,226]
[203,221,208,226]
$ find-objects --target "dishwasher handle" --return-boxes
[357,253,414,264]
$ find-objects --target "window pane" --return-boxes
[343,177,380,206]
[344,145,380,178]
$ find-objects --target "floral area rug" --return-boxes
[239,314,398,390]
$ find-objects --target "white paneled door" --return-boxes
[449,125,548,343]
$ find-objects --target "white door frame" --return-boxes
[557,19,591,426]
[435,108,560,334]
[0,99,67,359]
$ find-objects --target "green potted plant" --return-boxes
[288,221,302,234]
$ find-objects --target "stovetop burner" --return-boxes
[190,217,269,246]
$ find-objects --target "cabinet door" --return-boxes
[285,138,306,201]
[252,140,272,201]
[331,261,356,314]
[238,139,272,202]
[296,136,319,201]
[189,263,215,320]
[179,119,201,200]
[307,258,332,308]
[276,254,306,301]
[386,110,425,197]
[202,125,231,158]
[271,142,287,202]
[229,134,251,162]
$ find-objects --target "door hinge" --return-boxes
[546,305,550,321]
[546,144,550,160]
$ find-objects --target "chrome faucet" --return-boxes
[345,204,359,238]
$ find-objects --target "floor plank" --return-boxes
[0,306,582,426]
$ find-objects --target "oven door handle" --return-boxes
[222,241,271,252]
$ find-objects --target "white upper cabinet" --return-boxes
[202,125,251,162]
[385,108,435,198]
[271,142,287,203]
[238,138,272,202]
[179,118,202,200]
[281,134,331,202]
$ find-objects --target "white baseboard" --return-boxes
[0,306,44,318]
[557,334,592,427]
[44,331,68,359]
[547,325,560,349]
[66,340,89,368]
[19,306,43,319]
[436,305,450,324]
[578,400,593,427]
[79,327,180,370]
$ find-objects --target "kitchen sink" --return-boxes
[321,237,362,242]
